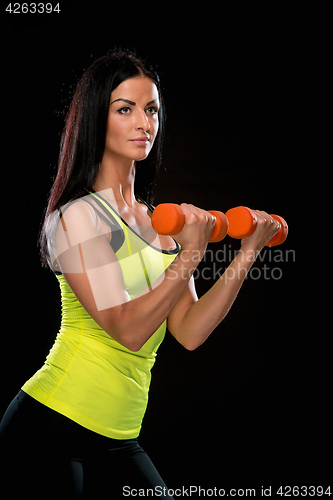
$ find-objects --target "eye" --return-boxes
[146,106,159,115]
[117,107,131,115]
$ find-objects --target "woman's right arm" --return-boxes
[53,200,213,352]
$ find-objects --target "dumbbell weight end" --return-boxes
[266,215,288,247]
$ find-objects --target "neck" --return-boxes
[94,154,136,207]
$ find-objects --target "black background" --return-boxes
[1,4,327,494]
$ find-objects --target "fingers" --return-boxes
[253,210,281,237]
[180,203,216,230]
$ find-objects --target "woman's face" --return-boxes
[104,76,160,163]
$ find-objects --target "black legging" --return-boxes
[0,390,174,499]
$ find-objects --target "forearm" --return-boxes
[170,246,258,350]
[107,249,199,351]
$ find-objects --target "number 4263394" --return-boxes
[5,3,61,14]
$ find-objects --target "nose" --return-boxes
[135,109,150,132]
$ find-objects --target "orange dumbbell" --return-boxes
[152,203,288,247]
[151,203,229,243]
[225,206,288,247]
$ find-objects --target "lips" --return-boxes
[130,137,149,145]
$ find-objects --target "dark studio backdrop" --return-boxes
[1,6,327,493]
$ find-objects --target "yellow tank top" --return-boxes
[22,191,180,439]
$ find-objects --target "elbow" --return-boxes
[105,325,145,352]
[103,310,146,352]
[124,338,145,352]
[169,326,202,351]
[183,341,201,351]
[176,335,202,352]
[171,327,212,351]
[116,331,145,352]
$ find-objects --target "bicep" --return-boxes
[61,233,129,304]
[52,201,131,337]
[62,259,130,337]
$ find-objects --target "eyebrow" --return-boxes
[110,98,159,106]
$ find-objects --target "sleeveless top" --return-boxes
[22,190,180,439]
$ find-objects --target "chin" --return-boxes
[132,150,151,162]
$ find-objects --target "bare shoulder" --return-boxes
[60,198,99,238]
[46,198,101,272]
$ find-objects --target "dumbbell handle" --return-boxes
[225,206,288,247]
[151,204,229,243]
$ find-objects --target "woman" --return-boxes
[0,49,280,498]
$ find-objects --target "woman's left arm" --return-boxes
[167,210,280,350]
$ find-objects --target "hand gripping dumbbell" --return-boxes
[225,206,288,247]
[151,204,288,247]
[151,204,229,243]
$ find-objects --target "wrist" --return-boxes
[165,247,202,282]
[240,239,263,255]
[179,245,205,264]
[237,244,260,266]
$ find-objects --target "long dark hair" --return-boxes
[39,49,165,267]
